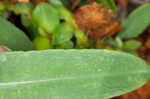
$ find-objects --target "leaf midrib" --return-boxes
[1,71,149,87]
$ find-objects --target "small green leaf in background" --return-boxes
[78,0,88,7]
[33,36,52,50]
[52,22,73,45]
[104,37,117,47]
[0,2,6,16]
[74,29,88,48]
[0,2,5,11]
[32,3,60,34]
[96,0,117,14]
[57,6,74,25]
[56,5,87,48]
[50,0,63,6]
[123,40,141,50]
[56,40,73,49]
[0,17,34,51]
[0,50,150,99]
[118,4,150,39]
[104,37,123,48]
[21,15,32,28]
[61,0,72,9]
[50,1,88,48]
[8,2,33,15]
[115,37,123,48]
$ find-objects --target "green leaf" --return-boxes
[123,40,141,50]
[96,0,117,14]
[104,37,117,47]
[57,6,74,25]
[32,3,60,34]
[118,4,150,39]
[0,2,5,11]
[33,36,52,50]
[8,2,33,15]
[0,2,6,16]
[52,22,73,45]
[56,6,88,48]
[115,37,123,48]
[61,0,71,9]
[0,50,150,99]
[74,28,88,48]
[56,40,73,49]
[0,17,34,51]
[0,2,5,12]
[51,0,63,6]
[21,15,32,28]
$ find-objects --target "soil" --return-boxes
[137,28,150,64]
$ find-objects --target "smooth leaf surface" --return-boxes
[32,3,60,34]
[0,50,150,99]
[0,17,34,51]
[118,4,150,38]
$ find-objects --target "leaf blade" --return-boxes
[0,50,150,99]
[118,4,150,38]
[32,3,60,34]
[0,17,34,51]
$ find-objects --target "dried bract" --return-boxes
[74,2,122,40]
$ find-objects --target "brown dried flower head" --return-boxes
[74,2,123,40]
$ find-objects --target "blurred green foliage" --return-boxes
[0,0,147,53]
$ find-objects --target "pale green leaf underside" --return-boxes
[0,50,150,99]
[0,17,34,51]
[118,4,150,38]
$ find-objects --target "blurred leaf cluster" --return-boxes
[0,0,150,54]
